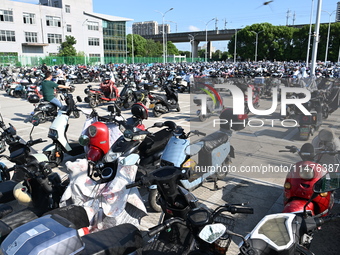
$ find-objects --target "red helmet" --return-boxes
[131,103,148,120]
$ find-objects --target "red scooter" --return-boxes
[280,129,340,216]
[84,78,119,108]
[79,102,148,163]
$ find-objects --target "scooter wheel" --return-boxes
[89,99,97,108]
[73,110,80,118]
[148,189,162,212]
[176,106,180,112]
[13,91,21,98]
[33,112,45,124]
[153,108,162,117]
[199,114,207,122]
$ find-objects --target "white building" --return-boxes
[0,0,132,64]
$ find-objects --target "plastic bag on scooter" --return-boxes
[60,158,147,230]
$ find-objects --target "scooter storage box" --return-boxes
[1,214,85,255]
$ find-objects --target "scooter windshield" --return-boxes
[257,217,290,246]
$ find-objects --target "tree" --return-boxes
[127,34,147,57]
[58,35,77,56]
[166,41,179,56]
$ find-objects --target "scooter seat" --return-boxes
[200,131,229,152]
[82,223,143,254]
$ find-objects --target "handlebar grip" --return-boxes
[29,138,44,146]
[197,131,206,136]
[148,224,168,237]
[229,206,254,214]
[126,182,140,189]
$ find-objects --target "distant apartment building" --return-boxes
[0,0,132,61]
[132,21,170,36]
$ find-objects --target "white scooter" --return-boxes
[42,92,83,165]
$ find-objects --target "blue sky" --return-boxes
[12,0,339,51]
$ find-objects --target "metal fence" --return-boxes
[0,56,204,67]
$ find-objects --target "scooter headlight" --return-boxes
[299,165,314,180]
[88,125,97,137]
[79,134,90,146]
[48,129,58,139]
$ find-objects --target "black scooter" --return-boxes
[126,166,253,254]
[28,86,78,123]
[0,120,48,207]
[107,120,177,175]
[149,84,180,117]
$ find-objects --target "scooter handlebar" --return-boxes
[148,218,183,237]
[28,138,47,147]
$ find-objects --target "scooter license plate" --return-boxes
[149,103,155,109]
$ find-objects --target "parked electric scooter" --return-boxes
[148,125,232,212]
[149,83,180,117]
[83,78,119,108]
[297,90,324,140]
[0,159,69,242]
[126,166,253,254]
[0,120,48,206]
[280,129,340,216]
[237,173,340,255]
[28,86,77,123]
[42,93,83,165]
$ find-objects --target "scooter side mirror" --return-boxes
[120,154,139,166]
[31,116,40,126]
[153,122,163,128]
[185,142,204,156]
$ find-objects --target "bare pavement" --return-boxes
[0,82,339,254]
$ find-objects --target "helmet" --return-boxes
[28,94,40,104]
[219,108,248,131]
[54,66,59,69]
[131,103,148,120]
[13,181,32,206]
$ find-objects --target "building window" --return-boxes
[67,24,72,32]
[0,30,15,42]
[89,54,100,62]
[54,1,59,7]
[0,10,13,22]
[25,32,37,43]
[47,33,62,44]
[46,16,61,27]
[23,13,35,24]
[65,5,70,13]
[88,38,100,46]
[87,21,99,31]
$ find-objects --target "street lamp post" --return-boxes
[306,0,314,67]
[322,10,335,63]
[233,25,244,63]
[166,20,177,33]
[251,30,264,62]
[205,18,215,62]
[156,8,174,64]
[82,19,88,65]
[188,34,196,61]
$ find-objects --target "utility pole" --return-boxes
[286,9,291,26]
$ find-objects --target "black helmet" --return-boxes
[219,108,248,131]
[131,103,148,120]
[28,94,40,104]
